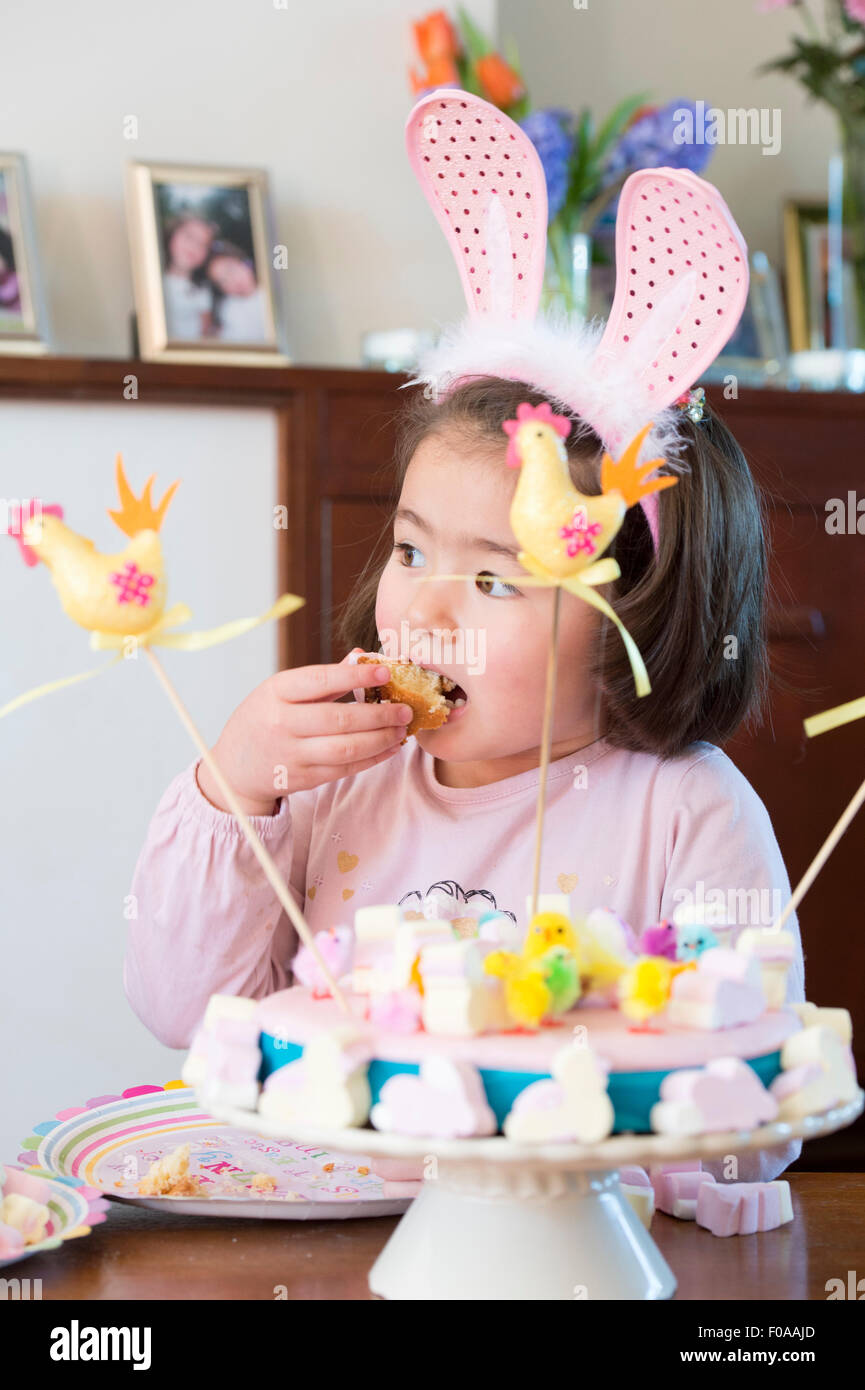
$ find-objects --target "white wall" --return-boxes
[0,405,276,1156]
[500,0,838,270]
[0,0,496,1167]
[1,0,495,364]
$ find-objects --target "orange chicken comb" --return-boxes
[600,423,678,511]
[107,454,179,537]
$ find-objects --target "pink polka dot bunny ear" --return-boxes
[405,89,548,323]
[590,169,749,544]
[405,90,751,552]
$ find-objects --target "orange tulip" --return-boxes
[409,54,460,95]
[626,104,658,129]
[476,53,524,109]
[413,10,460,64]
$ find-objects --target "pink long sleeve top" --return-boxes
[125,736,807,1183]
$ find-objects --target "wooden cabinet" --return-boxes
[2,358,862,1163]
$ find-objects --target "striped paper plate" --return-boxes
[19,1081,408,1220]
[0,1167,108,1269]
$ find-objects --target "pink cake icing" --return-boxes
[256,988,800,1074]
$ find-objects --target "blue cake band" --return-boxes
[258,1031,784,1135]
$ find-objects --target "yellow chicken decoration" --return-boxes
[485,912,582,1029]
[522,911,580,959]
[502,401,678,585]
[19,457,175,636]
[618,956,696,1032]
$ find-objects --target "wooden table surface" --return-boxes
[19,1172,865,1301]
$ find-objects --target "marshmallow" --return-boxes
[618,1165,655,1229]
[352,904,402,994]
[420,937,509,1036]
[370,1057,496,1138]
[696,1180,794,1237]
[735,928,795,1009]
[503,1041,614,1144]
[0,1193,50,1246]
[790,1002,853,1045]
[650,1162,716,1220]
[259,1026,371,1128]
[650,1057,778,1136]
[770,1024,858,1120]
[525,893,570,922]
[182,996,262,1109]
[666,947,766,1029]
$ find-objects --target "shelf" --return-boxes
[0,354,405,407]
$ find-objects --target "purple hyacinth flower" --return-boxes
[519,108,575,222]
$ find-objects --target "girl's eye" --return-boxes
[393,541,425,568]
[476,571,521,598]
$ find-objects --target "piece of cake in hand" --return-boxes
[355,654,461,741]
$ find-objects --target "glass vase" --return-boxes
[542,223,592,320]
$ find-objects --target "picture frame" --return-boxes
[125,160,289,365]
[700,251,790,387]
[783,197,859,353]
[0,153,51,356]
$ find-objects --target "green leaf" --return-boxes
[591,91,652,162]
[457,5,492,63]
[502,34,524,79]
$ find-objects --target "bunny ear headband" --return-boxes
[403,89,750,548]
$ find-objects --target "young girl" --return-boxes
[204,241,268,343]
[125,372,805,1185]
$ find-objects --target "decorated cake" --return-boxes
[183,894,858,1144]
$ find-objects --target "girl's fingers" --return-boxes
[282,699,412,736]
[273,656,391,706]
[299,726,408,769]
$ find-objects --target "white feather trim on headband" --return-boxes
[402,307,691,480]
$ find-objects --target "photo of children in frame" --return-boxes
[0,154,50,353]
[155,181,271,345]
[0,171,24,328]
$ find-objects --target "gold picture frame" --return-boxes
[782,198,860,354]
[125,160,289,366]
[0,153,50,356]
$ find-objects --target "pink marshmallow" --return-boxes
[371,1057,496,1138]
[655,1057,779,1133]
[696,1180,794,1237]
[0,1222,25,1258]
[618,1165,651,1189]
[652,1167,717,1219]
[2,1167,53,1205]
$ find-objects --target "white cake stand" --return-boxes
[203,1090,863,1301]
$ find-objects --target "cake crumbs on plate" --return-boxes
[136,1142,203,1197]
[250,1173,277,1192]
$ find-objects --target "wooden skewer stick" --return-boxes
[529,586,562,920]
[771,767,865,933]
[144,648,350,1013]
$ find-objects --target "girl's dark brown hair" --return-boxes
[335,376,770,761]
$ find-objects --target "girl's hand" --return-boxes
[197,649,410,815]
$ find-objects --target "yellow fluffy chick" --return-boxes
[618,956,678,1027]
[485,951,551,1029]
[522,911,580,960]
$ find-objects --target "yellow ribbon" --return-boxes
[412,555,651,698]
[89,593,304,652]
[804,695,865,739]
[0,593,305,720]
